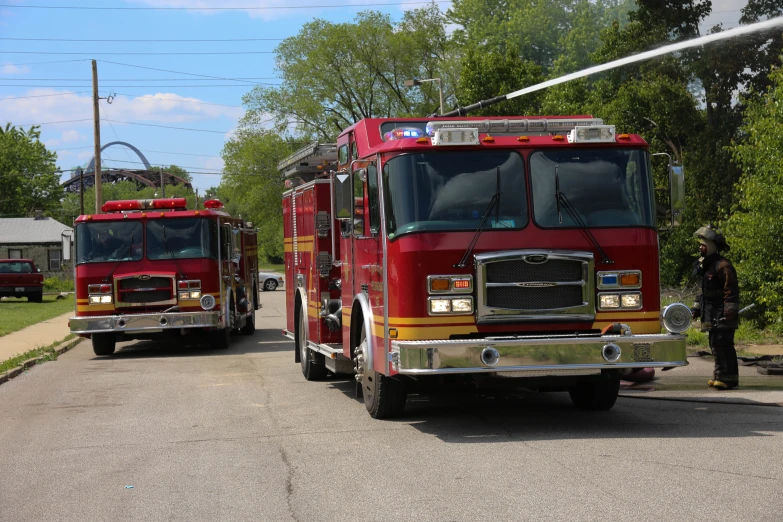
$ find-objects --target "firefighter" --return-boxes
[691,225,740,390]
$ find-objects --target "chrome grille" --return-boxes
[486,286,584,310]
[116,276,175,307]
[486,259,582,283]
[476,250,595,323]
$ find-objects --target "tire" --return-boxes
[241,292,256,336]
[92,333,116,356]
[568,371,620,411]
[29,291,43,303]
[263,279,278,292]
[298,305,326,381]
[356,322,407,419]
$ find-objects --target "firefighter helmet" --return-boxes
[694,224,730,252]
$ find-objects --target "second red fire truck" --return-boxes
[69,197,259,355]
[281,116,692,419]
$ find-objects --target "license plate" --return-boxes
[14,287,24,292]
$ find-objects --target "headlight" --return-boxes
[89,295,112,304]
[100,295,112,304]
[621,293,641,308]
[662,303,691,334]
[599,294,620,309]
[180,291,202,300]
[429,299,451,314]
[451,298,473,313]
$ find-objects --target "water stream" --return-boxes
[506,16,783,100]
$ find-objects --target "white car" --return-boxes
[258,271,284,291]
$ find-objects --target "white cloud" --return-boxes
[2,89,244,130]
[61,129,84,143]
[127,0,305,20]
[1,63,30,75]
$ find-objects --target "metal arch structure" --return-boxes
[85,141,152,173]
[62,141,193,194]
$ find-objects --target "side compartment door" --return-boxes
[351,162,385,374]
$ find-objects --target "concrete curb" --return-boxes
[0,336,84,387]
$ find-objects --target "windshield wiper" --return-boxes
[454,167,501,268]
[103,231,133,283]
[162,224,187,279]
[554,168,614,264]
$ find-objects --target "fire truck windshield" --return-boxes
[146,218,218,260]
[382,151,527,239]
[530,148,654,228]
[75,222,143,264]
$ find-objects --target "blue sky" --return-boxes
[0,0,748,194]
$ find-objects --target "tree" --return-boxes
[241,6,449,140]
[0,124,62,217]
[455,48,544,116]
[723,65,783,324]
[148,164,192,183]
[219,130,295,263]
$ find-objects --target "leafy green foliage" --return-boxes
[219,130,295,264]
[242,6,448,140]
[724,66,783,324]
[0,124,62,217]
[43,277,74,293]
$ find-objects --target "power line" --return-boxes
[0,59,89,67]
[1,51,277,55]
[18,118,230,134]
[0,84,272,87]
[0,1,449,10]
[99,60,264,85]
[0,37,286,42]
[53,145,222,159]
[1,77,279,81]
[0,91,92,101]
[100,157,222,172]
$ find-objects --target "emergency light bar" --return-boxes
[101,198,188,213]
[426,118,604,136]
[432,128,480,146]
[568,125,616,143]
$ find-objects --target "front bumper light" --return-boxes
[599,294,620,309]
[429,297,473,315]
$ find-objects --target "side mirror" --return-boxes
[37,268,42,273]
[670,165,685,225]
[333,171,352,221]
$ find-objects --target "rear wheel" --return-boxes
[92,333,116,356]
[355,322,407,419]
[298,306,326,381]
[29,291,43,303]
[568,371,620,411]
[264,279,278,291]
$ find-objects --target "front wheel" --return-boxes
[356,322,407,419]
[241,292,256,336]
[263,279,278,291]
[568,372,620,411]
[210,327,231,349]
[92,333,116,356]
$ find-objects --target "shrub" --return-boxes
[44,277,74,293]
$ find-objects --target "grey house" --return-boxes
[0,214,73,277]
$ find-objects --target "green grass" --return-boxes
[0,334,75,374]
[259,263,284,273]
[0,295,74,337]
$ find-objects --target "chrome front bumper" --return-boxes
[70,311,220,335]
[390,333,687,375]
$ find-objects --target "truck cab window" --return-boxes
[367,164,380,235]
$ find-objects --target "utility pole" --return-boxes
[78,167,84,216]
[91,60,102,214]
[160,168,165,197]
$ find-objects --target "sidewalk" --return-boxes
[0,312,73,363]
[620,355,783,406]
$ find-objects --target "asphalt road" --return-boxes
[2,289,783,521]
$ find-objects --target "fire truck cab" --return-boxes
[69,197,259,355]
[281,116,691,419]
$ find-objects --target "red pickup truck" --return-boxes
[0,259,44,302]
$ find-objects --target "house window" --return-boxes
[48,249,61,270]
[8,249,22,259]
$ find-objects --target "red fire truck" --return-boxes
[281,116,692,419]
[69,197,259,356]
